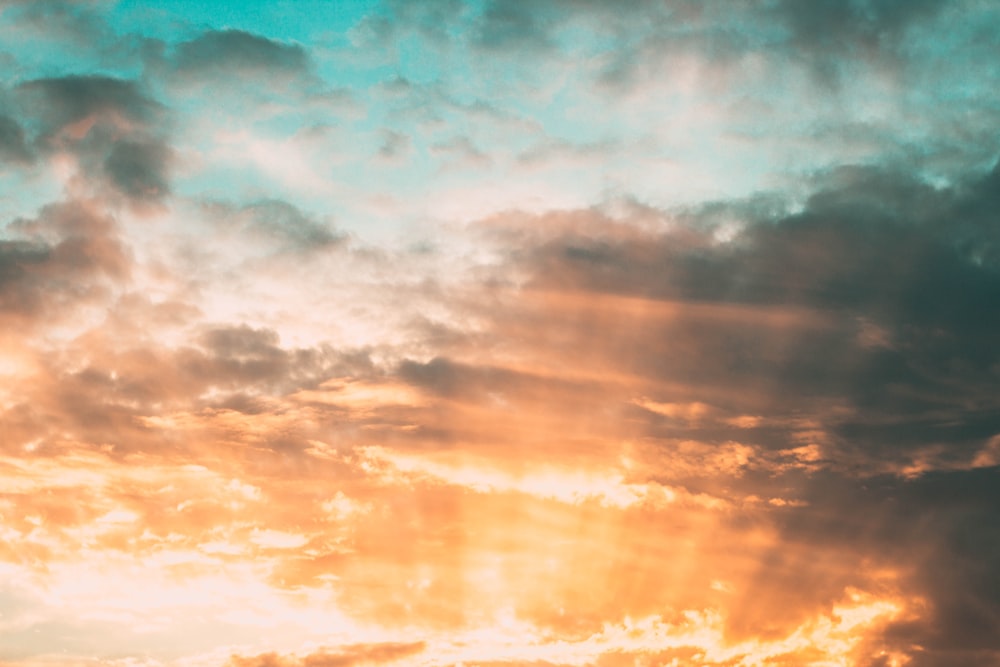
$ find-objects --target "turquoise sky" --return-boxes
[111,0,382,41]
[4,0,998,240]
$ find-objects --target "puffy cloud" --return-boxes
[0,200,130,320]
[12,75,172,204]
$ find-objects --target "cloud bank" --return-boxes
[1,1,999,666]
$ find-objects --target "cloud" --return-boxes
[772,0,946,69]
[14,75,172,203]
[473,1,557,52]
[102,139,172,201]
[354,0,467,48]
[16,75,161,142]
[6,148,994,666]
[763,466,1000,665]
[170,29,311,79]
[406,159,996,663]
[0,114,32,164]
[0,199,130,320]
[476,160,1000,470]
[1,1,999,665]
[229,643,426,667]
[360,0,948,88]
[227,200,344,249]
[0,0,112,47]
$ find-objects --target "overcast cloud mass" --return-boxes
[2,1,1000,666]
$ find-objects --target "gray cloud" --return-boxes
[202,199,345,250]
[0,0,111,47]
[474,0,556,52]
[0,321,375,460]
[16,75,161,141]
[488,159,1000,462]
[448,157,1000,663]
[361,0,964,94]
[1,200,130,319]
[102,139,172,201]
[0,240,51,312]
[171,29,310,78]
[773,0,945,57]
[0,114,32,164]
[766,467,1000,666]
[355,0,466,47]
[14,75,172,203]
[190,324,290,387]
[84,324,356,414]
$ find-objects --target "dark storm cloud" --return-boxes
[171,29,310,77]
[447,158,1000,664]
[490,159,1000,471]
[766,466,1000,666]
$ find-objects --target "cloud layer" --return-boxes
[1,2,999,666]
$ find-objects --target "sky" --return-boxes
[1,1,1000,666]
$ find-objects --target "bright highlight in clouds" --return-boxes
[2,1,1000,666]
